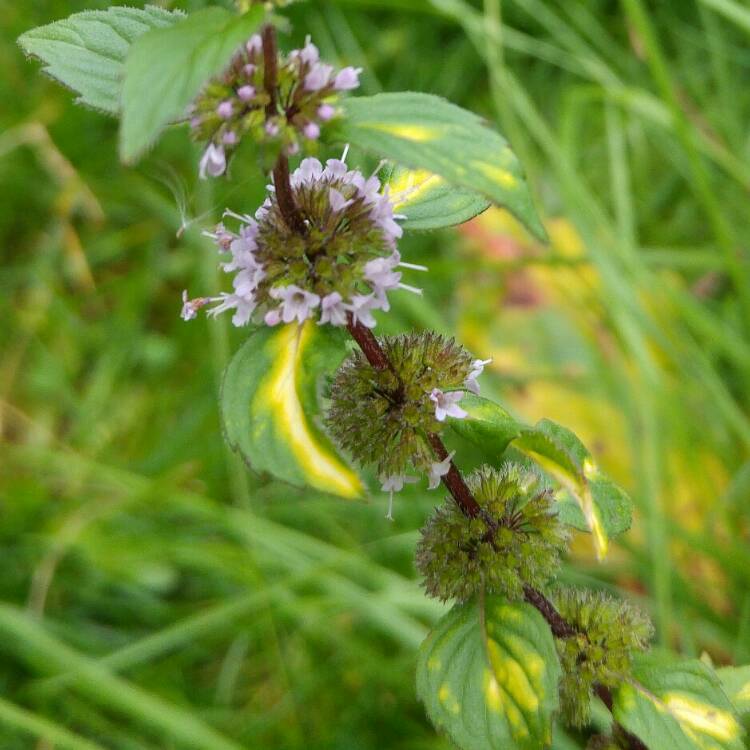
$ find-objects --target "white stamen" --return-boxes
[398,283,423,295]
[398,261,428,271]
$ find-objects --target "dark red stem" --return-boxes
[345,315,391,371]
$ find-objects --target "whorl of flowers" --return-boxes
[552,588,653,728]
[326,333,486,485]
[189,34,361,178]
[181,155,420,328]
[415,463,568,603]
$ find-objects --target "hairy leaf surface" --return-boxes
[513,419,632,558]
[614,653,745,750]
[18,6,182,115]
[446,394,521,457]
[221,322,364,499]
[417,594,560,750]
[120,6,265,162]
[389,166,490,230]
[717,665,750,715]
[334,93,546,240]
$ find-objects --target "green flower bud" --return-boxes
[326,332,473,477]
[552,587,653,728]
[415,463,568,602]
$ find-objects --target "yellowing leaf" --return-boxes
[389,166,490,231]
[334,93,547,240]
[614,654,745,750]
[222,322,364,499]
[416,595,560,750]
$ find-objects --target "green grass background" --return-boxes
[2,0,749,747]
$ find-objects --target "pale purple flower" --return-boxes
[380,474,418,520]
[318,103,336,121]
[291,157,323,187]
[198,143,226,179]
[427,451,455,490]
[222,131,238,146]
[430,389,467,422]
[323,159,349,180]
[305,63,334,91]
[237,85,255,102]
[265,308,282,326]
[318,292,348,326]
[286,141,300,156]
[181,290,210,321]
[265,121,280,137]
[296,39,320,65]
[216,100,233,119]
[303,122,320,140]
[465,358,492,395]
[207,293,256,327]
[334,66,362,91]
[269,285,321,324]
[345,294,379,329]
[190,116,202,130]
[243,63,256,77]
[329,188,353,213]
[246,35,262,56]
[364,254,401,292]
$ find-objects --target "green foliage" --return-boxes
[327,332,472,477]
[17,6,182,115]
[416,463,567,602]
[613,653,746,750]
[331,92,547,241]
[446,393,522,457]
[514,419,633,558]
[221,321,364,498]
[120,6,265,162]
[416,594,561,750]
[388,166,491,231]
[717,665,750,715]
[552,588,652,728]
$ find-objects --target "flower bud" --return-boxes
[327,332,475,478]
[188,33,360,176]
[415,463,568,603]
[551,588,653,728]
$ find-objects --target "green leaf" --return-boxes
[388,166,490,230]
[333,92,547,240]
[513,419,632,559]
[416,594,561,750]
[446,394,522,456]
[614,653,746,750]
[717,665,750,715]
[221,322,364,499]
[120,6,265,163]
[17,6,182,116]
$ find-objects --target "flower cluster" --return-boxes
[552,588,653,728]
[189,34,361,178]
[182,155,421,327]
[327,332,487,488]
[415,463,568,602]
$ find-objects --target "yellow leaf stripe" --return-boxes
[257,323,363,499]
[390,168,445,210]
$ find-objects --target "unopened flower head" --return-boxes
[552,588,653,728]
[415,463,569,603]
[327,332,475,477]
[181,155,415,328]
[189,34,361,177]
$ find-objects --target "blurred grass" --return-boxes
[2,0,749,748]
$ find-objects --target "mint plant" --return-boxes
[19,5,750,749]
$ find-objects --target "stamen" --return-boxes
[223,209,254,223]
[341,144,350,162]
[398,262,428,271]
[398,283,423,295]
